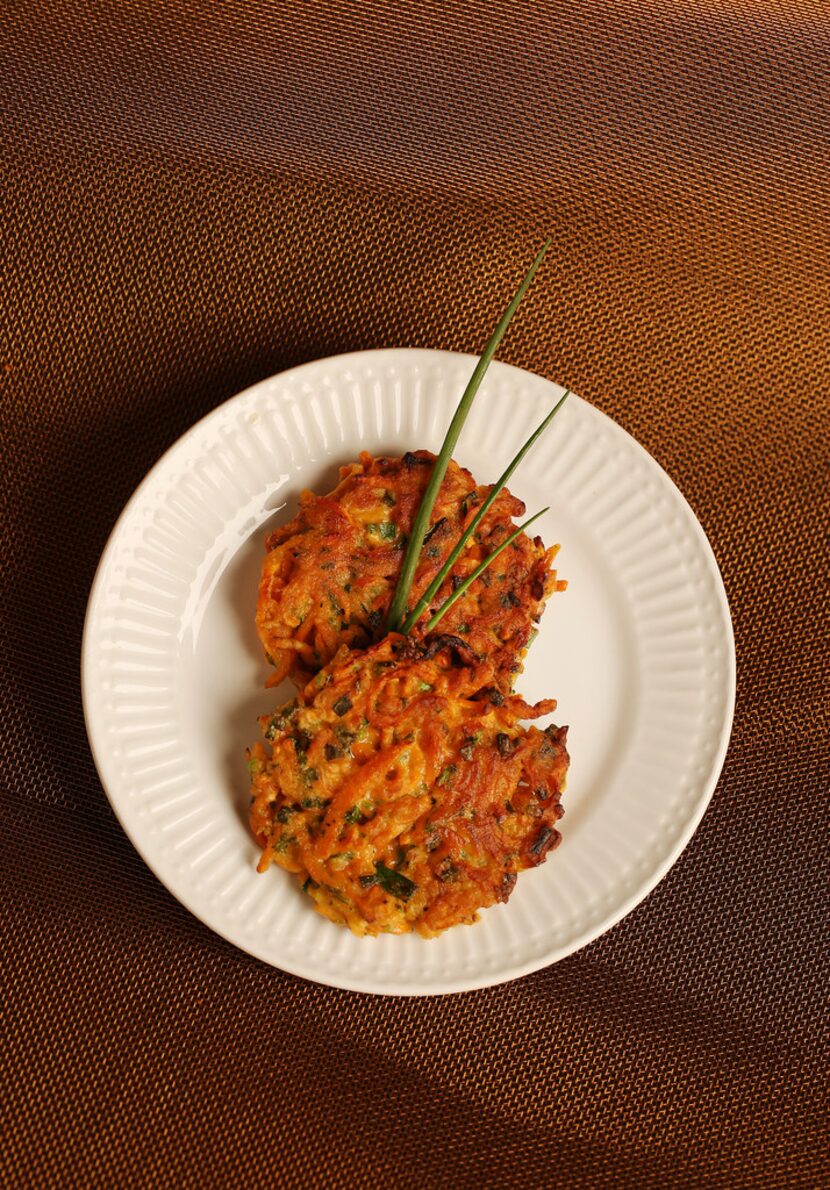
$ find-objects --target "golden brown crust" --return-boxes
[248,635,569,937]
[255,451,562,691]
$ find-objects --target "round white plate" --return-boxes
[82,349,735,995]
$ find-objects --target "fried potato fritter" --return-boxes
[256,451,562,690]
[248,636,569,937]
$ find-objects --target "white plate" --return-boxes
[82,349,735,995]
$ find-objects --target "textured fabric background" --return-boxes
[1,1,827,1186]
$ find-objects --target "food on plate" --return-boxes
[256,450,563,690]
[248,240,572,938]
[247,635,569,937]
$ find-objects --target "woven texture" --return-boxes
[1,1,827,1185]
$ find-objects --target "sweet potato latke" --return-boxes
[256,451,562,690]
[248,635,569,937]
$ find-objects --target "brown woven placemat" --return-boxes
[1,2,827,1186]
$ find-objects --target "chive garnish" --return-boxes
[424,508,549,632]
[386,239,551,631]
[401,391,569,633]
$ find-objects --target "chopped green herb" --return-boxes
[292,731,312,756]
[344,806,362,824]
[329,852,355,871]
[264,701,297,740]
[423,518,447,545]
[530,827,554,856]
[496,733,513,757]
[381,490,397,507]
[368,521,398,542]
[276,806,298,824]
[437,764,457,788]
[436,858,459,883]
[333,695,353,717]
[301,794,326,808]
[372,862,417,901]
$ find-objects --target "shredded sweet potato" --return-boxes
[248,635,569,937]
[256,451,563,691]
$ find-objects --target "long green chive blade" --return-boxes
[424,507,550,633]
[386,239,552,631]
[402,389,569,634]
